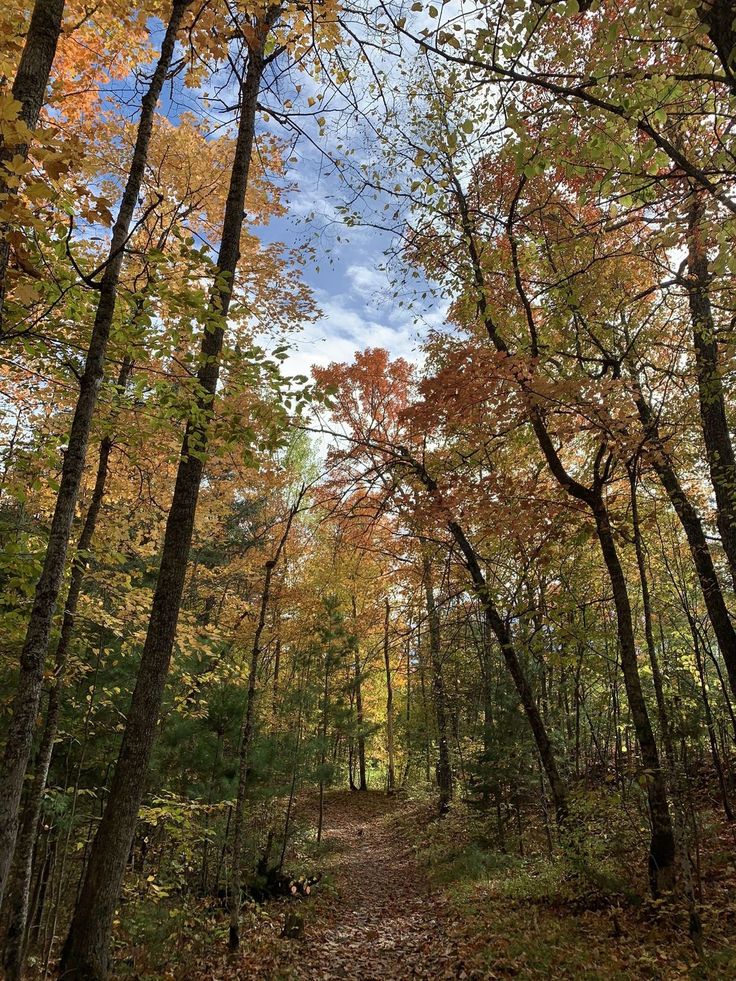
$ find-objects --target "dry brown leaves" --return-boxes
[194,791,472,980]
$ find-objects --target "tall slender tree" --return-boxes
[229,489,302,950]
[59,9,283,975]
[2,360,132,981]
[0,0,190,908]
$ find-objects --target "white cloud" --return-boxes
[345,262,388,299]
[275,285,424,381]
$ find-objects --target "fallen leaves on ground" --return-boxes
[192,792,736,980]
[194,791,468,980]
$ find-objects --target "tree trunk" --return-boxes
[592,497,676,896]
[686,191,736,590]
[406,455,568,823]
[402,619,412,786]
[444,516,569,823]
[629,464,676,769]
[0,0,66,319]
[458,168,675,889]
[422,557,453,813]
[229,494,300,950]
[383,598,396,793]
[350,596,367,791]
[279,655,311,872]
[2,361,130,980]
[58,14,279,977]
[0,2,188,911]
[512,350,674,891]
[697,0,736,86]
[227,556,273,948]
[480,614,494,803]
[354,649,367,791]
[317,647,330,844]
[418,640,432,784]
[688,614,733,821]
[634,383,736,698]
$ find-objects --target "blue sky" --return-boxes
[111,14,449,381]
[251,56,447,379]
[259,181,443,379]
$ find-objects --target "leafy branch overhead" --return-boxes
[1,0,736,978]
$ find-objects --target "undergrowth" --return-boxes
[411,791,736,979]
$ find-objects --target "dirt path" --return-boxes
[234,791,468,980]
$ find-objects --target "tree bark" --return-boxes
[687,613,734,821]
[58,13,279,977]
[317,642,330,844]
[2,358,132,980]
[0,0,66,320]
[350,596,367,791]
[402,619,412,786]
[629,464,676,769]
[422,556,453,813]
[686,191,736,590]
[0,2,188,911]
[408,461,568,823]
[592,496,675,895]
[456,170,676,893]
[354,649,368,791]
[480,615,494,802]
[229,493,300,950]
[278,655,311,872]
[634,383,736,698]
[383,598,396,793]
[479,585,568,823]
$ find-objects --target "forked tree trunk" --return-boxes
[0,0,66,319]
[455,170,676,893]
[59,12,280,977]
[0,1,189,910]
[515,353,673,887]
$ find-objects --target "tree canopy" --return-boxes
[2,1,736,977]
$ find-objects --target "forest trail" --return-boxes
[234,791,468,980]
